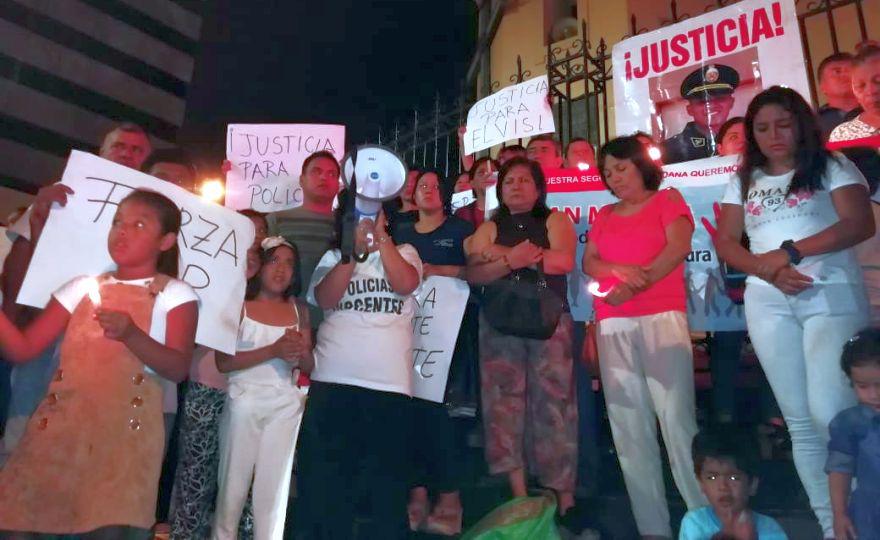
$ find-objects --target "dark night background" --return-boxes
[179,0,477,175]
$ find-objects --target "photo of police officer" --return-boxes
[660,63,740,164]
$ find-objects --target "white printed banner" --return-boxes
[19,151,255,354]
[545,156,746,330]
[611,0,808,163]
[463,75,555,154]
[225,123,345,212]
[411,276,470,403]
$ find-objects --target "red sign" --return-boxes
[543,167,605,193]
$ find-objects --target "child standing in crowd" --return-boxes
[827,328,880,540]
[680,428,787,540]
[212,237,312,540]
[0,190,198,538]
[170,210,267,540]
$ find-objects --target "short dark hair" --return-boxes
[854,44,880,67]
[245,243,301,300]
[692,427,760,479]
[497,144,527,159]
[301,150,340,177]
[468,156,499,180]
[717,116,745,143]
[414,168,452,216]
[527,134,561,155]
[239,209,268,232]
[143,148,197,178]
[118,190,181,277]
[738,86,829,202]
[841,328,880,377]
[491,157,551,223]
[565,137,591,155]
[598,135,663,194]
[839,147,880,196]
[818,52,855,80]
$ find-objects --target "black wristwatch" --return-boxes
[780,240,802,265]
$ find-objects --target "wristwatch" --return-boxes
[780,240,802,265]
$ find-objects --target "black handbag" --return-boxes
[482,265,565,340]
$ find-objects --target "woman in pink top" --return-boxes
[582,135,705,539]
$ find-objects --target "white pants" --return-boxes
[212,382,307,540]
[745,282,868,537]
[597,311,706,537]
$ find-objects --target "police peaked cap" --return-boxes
[681,64,740,100]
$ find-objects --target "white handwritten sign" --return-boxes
[225,123,345,212]
[18,151,254,354]
[463,75,555,154]
[450,190,476,213]
[411,276,470,403]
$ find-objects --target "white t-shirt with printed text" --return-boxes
[307,245,423,396]
[54,274,199,413]
[721,155,869,286]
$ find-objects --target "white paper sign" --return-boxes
[463,75,555,154]
[225,123,346,212]
[411,276,470,403]
[611,0,808,162]
[18,151,255,354]
[450,190,476,213]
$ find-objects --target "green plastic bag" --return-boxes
[461,493,562,540]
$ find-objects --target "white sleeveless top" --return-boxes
[227,303,301,388]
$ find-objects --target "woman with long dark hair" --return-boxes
[715,86,874,537]
[465,157,578,516]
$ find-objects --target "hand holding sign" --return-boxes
[463,75,555,154]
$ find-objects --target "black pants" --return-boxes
[295,382,410,540]
[409,398,461,494]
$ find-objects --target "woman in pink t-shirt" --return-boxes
[582,135,705,539]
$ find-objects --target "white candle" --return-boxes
[587,280,611,298]
[86,278,101,307]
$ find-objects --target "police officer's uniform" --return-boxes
[661,64,740,164]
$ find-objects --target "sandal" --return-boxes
[424,503,463,536]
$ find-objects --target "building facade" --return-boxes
[0,0,203,200]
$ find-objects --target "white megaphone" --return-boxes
[340,145,408,221]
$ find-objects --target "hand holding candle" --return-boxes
[86,278,102,307]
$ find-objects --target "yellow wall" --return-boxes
[486,0,880,138]
[489,0,546,96]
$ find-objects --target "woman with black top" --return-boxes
[464,157,578,515]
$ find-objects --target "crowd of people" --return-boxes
[0,43,878,540]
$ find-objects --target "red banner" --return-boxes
[544,167,605,193]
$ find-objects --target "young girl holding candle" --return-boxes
[0,189,198,539]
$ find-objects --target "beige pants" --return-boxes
[597,311,706,537]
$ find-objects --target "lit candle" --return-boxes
[86,278,101,307]
[587,280,611,298]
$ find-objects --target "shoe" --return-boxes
[424,505,463,536]
[152,522,171,540]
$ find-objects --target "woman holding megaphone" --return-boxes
[295,189,423,540]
